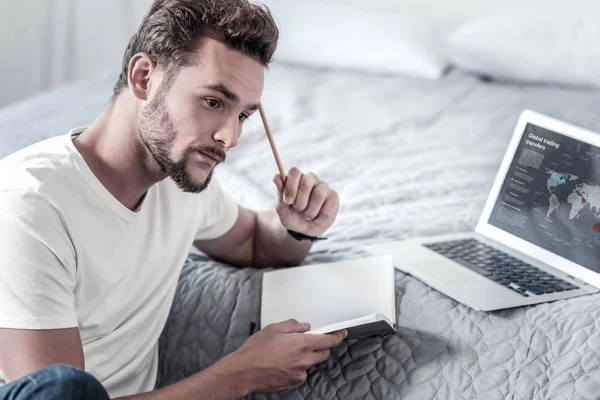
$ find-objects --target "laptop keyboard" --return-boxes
[424,239,579,297]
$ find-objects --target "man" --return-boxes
[0,0,345,399]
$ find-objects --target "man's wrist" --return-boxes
[208,352,253,398]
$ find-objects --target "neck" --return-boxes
[73,93,166,211]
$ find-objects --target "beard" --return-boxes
[137,90,225,194]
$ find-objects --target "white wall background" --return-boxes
[0,0,598,108]
[0,0,152,108]
[0,1,48,108]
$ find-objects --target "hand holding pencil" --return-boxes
[259,104,339,238]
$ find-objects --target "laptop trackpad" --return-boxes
[411,261,471,286]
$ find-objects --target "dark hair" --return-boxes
[113,0,279,97]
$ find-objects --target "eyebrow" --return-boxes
[203,84,260,112]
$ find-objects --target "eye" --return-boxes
[205,98,222,109]
[239,113,250,123]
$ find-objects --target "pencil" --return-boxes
[258,104,286,180]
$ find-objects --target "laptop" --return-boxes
[366,110,600,311]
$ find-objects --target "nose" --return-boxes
[212,116,240,149]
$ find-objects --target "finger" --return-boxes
[306,330,347,350]
[303,182,330,220]
[312,191,339,225]
[293,173,318,212]
[283,167,302,205]
[273,174,284,193]
[294,371,308,385]
[272,319,311,333]
[310,349,331,365]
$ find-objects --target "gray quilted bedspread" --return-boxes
[3,64,600,399]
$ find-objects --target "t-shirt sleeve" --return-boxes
[0,190,78,329]
[194,180,240,241]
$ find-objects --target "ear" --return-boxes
[127,53,157,101]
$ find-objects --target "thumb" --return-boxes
[273,319,311,334]
[273,174,284,193]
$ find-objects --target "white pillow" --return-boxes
[446,10,600,88]
[265,0,448,80]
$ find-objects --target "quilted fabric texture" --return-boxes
[3,63,600,399]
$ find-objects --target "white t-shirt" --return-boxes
[0,128,239,397]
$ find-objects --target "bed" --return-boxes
[2,63,600,399]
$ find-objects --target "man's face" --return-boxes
[138,38,264,193]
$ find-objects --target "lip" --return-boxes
[197,151,223,164]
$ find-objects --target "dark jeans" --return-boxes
[0,364,109,400]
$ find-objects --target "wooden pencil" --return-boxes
[258,104,286,180]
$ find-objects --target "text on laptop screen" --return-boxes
[488,123,600,273]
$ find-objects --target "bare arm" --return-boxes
[120,321,346,399]
[0,328,84,382]
[195,168,339,268]
[0,322,346,400]
[0,328,248,399]
[194,206,312,268]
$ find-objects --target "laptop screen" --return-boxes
[488,123,600,273]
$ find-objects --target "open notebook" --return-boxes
[261,255,396,339]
